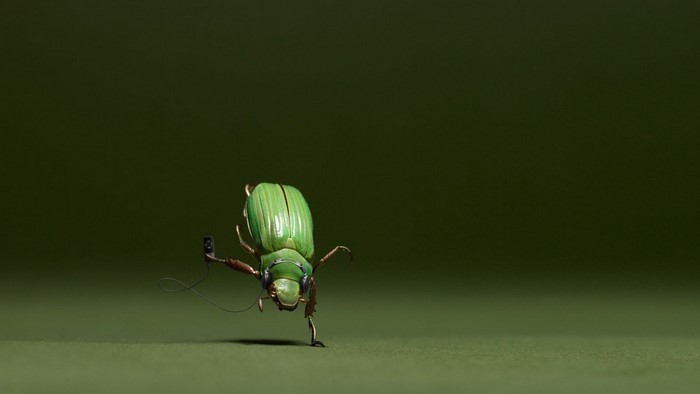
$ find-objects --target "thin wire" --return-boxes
[158,263,263,313]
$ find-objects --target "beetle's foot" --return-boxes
[311,340,326,347]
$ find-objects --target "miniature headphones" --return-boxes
[261,259,310,294]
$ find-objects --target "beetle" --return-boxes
[206,182,352,347]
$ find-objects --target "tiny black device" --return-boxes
[203,236,215,260]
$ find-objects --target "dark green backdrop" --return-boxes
[2,1,699,292]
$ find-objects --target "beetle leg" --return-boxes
[313,245,353,272]
[304,277,317,319]
[244,183,255,196]
[236,225,259,258]
[223,258,261,279]
[304,278,324,346]
[308,318,325,347]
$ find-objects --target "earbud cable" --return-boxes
[158,263,263,313]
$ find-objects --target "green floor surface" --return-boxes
[2,281,699,393]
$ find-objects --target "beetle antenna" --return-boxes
[158,263,264,313]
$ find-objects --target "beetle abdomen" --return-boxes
[246,183,315,259]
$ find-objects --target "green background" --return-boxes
[1,1,699,392]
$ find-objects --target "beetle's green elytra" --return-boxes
[246,183,315,261]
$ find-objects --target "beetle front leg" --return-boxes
[206,252,260,279]
[304,277,318,319]
[304,278,324,347]
[308,317,325,347]
[222,257,261,279]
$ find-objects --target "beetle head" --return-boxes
[268,278,301,311]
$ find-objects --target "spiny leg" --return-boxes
[314,245,353,272]
[304,277,318,319]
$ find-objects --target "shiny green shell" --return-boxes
[245,183,315,261]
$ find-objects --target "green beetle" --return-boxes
[207,183,352,347]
